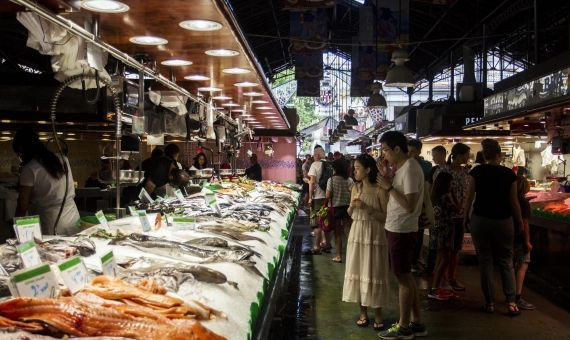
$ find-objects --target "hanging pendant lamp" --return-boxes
[385,48,415,88]
[366,82,387,108]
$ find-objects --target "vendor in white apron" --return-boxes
[13,128,80,236]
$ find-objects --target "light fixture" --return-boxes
[214,107,225,110]
[385,48,415,88]
[223,68,251,74]
[232,109,246,113]
[198,86,222,92]
[184,74,209,81]
[161,59,192,66]
[244,91,263,97]
[260,112,276,115]
[255,106,273,110]
[205,49,240,57]
[179,19,223,31]
[251,100,268,104]
[80,0,129,13]
[366,82,387,108]
[222,103,240,107]
[234,81,258,87]
[212,95,231,100]
[129,36,168,45]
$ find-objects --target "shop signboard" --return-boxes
[484,67,570,117]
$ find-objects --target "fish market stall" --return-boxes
[0,180,300,340]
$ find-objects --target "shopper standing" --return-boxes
[165,143,183,170]
[514,176,535,310]
[342,154,390,331]
[306,145,327,254]
[326,158,354,263]
[433,143,471,292]
[428,146,447,185]
[377,131,427,339]
[464,139,522,316]
[13,128,81,236]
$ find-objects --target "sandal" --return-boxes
[507,302,521,317]
[482,303,495,314]
[356,317,369,327]
[332,256,342,263]
[373,321,385,331]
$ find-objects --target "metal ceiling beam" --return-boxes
[409,1,460,56]
[268,0,288,69]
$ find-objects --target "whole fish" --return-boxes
[197,225,267,244]
[186,237,261,257]
[110,234,263,277]
[35,237,96,260]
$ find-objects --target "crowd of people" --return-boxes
[298,131,535,339]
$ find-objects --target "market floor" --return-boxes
[311,244,570,340]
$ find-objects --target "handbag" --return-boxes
[317,205,335,232]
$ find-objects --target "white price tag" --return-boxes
[171,216,196,229]
[128,206,137,216]
[138,188,154,203]
[58,256,88,294]
[137,210,152,232]
[174,189,185,201]
[205,194,222,216]
[11,263,58,298]
[95,210,109,230]
[16,241,41,268]
[0,264,9,276]
[14,216,42,243]
[100,250,116,277]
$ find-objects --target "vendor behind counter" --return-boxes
[12,128,80,236]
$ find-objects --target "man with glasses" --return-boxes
[377,131,428,339]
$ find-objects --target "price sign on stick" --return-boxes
[14,216,42,243]
[58,256,88,294]
[17,241,42,268]
[100,250,116,277]
[172,216,196,229]
[175,189,185,201]
[137,210,152,232]
[95,210,109,230]
[138,188,154,204]
[11,263,58,298]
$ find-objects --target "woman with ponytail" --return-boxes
[13,127,80,235]
[433,142,470,293]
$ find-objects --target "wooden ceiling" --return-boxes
[3,0,287,130]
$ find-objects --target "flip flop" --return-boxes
[356,317,369,327]
[373,322,385,331]
[332,257,342,263]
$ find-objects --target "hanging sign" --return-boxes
[11,263,58,298]
[14,216,42,243]
[100,250,117,277]
[58,256,88,294]
[17,241,42,268]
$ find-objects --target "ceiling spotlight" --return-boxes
[212,95,231,100]
[81,0,129,13]
[198,86,222,92]
[129,36,168,45]
[205,49,240,57]
[179,19,223,31]
[184,75,210,81]
[251,100,268,104]
[234,81,258,87]
[232,109,246,113]
[222,103,240,107]
[161,59,192,66]
[244,91,263,97]
[260,112,276,115]
[223,68,251,74]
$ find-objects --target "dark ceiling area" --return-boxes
[229,0,570,81]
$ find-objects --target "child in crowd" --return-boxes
[428,172,459,301]
[514,176,535,310]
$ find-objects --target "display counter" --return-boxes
[0,179,300,340]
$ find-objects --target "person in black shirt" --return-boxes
[142,148,163,174]
[165,144,184,170]
[464,138,523,316]
[513,176,535,310]
[245,154,262,181]
[142,156,175,197]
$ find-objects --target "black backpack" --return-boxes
[318,161,334,191]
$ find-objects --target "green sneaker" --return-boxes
[409,322,428,337]
[378,323,415,339]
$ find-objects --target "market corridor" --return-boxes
[293,214,570,340]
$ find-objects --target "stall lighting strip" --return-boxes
[9,0,248,133]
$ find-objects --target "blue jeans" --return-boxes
[470,214,516,304]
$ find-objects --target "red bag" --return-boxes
[317,205,335,232]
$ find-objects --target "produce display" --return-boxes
[0,179,300,340]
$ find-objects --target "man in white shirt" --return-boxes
[306,145,327,254]
[377,131,427,339]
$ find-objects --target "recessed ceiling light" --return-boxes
[234,81,258,87]
[232,109,246,113]
[251,100,268,104]
[205,49,240,57]
[212,95,231,100]
[260,112,276,115]
[184,74,210,81]
[198,86,222,92]
[222,103,240,107]
[179,20,223,31]
[129,36,168,45]
[223,68,251,74]
[255,106,273,110]
[81,0,129,13]
[243,117,256,120]
[244,91,263,97]
[161,59,193,66]
[214,107,225,110]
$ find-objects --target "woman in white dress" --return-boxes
[343,154,390,331]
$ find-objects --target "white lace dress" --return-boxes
[342,184,390,308]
